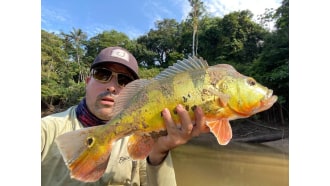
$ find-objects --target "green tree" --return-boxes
[216,10,267,66]
[41,30,67,108]
[188,0,206,56]
[256,8,276,31]
[249,0,289,124]
[137,19,180,67]
[61,28,88,83]
[193,16,222,64]
[129,41,158,68]
[42,30,86,115]
[84,30,132,64]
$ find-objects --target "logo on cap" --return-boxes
[111,49,130,62]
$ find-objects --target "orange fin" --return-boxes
[206,119,232,145]
[55,125,115,182]
[127,134,155,160]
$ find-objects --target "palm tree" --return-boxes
[188,0,205,57]
[62,28,87,82]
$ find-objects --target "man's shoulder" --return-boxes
[42,106,77,120]
[41,105,79,131]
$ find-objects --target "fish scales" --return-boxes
[55,56,278,182]
[113,69,208,135]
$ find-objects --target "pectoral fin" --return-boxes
[127,134,155,160]
[206,119,232,145]
[205,87,230,107]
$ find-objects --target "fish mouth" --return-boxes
[253,89,278,114]
[265,89,274,99]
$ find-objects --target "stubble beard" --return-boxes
[94,102,114,121]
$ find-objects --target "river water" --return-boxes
[171,136,289,186]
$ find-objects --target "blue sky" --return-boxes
[42,0,282,39]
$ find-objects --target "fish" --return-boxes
[55,56,278,182]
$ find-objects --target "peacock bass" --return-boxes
[55,56,278,182]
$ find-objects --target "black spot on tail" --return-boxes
[86,137,94,148]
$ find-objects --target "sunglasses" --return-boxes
[91,67,135,87]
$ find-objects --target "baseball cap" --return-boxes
[91,46,139,79]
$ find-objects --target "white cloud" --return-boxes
[177,0,281,30]
[178,0,281,20]
[41,7,70,25]
[41,6,75,34]
[204,0,281,18]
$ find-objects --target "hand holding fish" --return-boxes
[148,104,210,165]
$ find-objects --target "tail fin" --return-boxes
[55,125,114,182]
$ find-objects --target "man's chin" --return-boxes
[95,108,113,121]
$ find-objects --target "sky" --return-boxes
[41,0,282,39]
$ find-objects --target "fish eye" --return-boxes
[247,78,256,86]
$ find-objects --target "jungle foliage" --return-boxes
[41,0,288,125]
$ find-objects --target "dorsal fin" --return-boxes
[154,56,209,80]
[112,79,150,117]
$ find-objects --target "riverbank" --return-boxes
[188,120,289,154]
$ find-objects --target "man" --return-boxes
[41,46,208,186]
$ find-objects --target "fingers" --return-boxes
[149,105,208,165]
[161,104,209,144]
[193,106,210,134]
[176,105,193,135]
[161,108,176,130]
[190,106,203,137]
[162,105,193,136]
[171,104,209,137]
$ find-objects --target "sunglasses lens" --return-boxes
[92,68,112,82]
[92,68,134,86]
[117,74,134,86]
